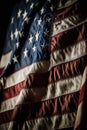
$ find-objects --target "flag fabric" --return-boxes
[0,0,87,130]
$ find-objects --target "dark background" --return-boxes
[0,0,21,56]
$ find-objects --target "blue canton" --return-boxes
[2,0,56,76]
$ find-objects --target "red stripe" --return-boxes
[24,56,86,88]
[51,21,87,51]
[54,1,79,22]
[0,109,13,124]
[0,68,4,75]
[78,80,87,104]
[75,124,80,130]
[2,81,24,101]
[0,91,79,124]
[2,56,86,101]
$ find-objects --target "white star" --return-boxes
[35,32,39,41]
[32,45,36,52]
[17,9,22,18]
[19,31,24,38]
[24,17,29,23]
[37,18,42,25]
[11,17,14,24]
[13,55,18,63]
[30,3,34,9]
[48,0,51,2]
[10,31,14,40]
[41,43,47,49]
[26,0,29,3]
[50,6,54,11]
[23,48,28,58]
[44,29,49,36]
[16,42,20,49]
[29,35,33,43]
[46,17,51,23]
[41,8,44,14]
[14,28,19,38]
[23,10,28,19]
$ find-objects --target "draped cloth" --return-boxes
[0,0,87,129]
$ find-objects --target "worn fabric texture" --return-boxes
[0,0,87,130]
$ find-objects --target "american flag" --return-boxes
[0,0,87,130]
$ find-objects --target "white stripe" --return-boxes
[74,102,83,130]
[22,112,76,130]
[50,40,86,68]
[52,15,87,36]
[0,112,76,130]
[81,66,87,86]
[74,66,87,129]
[0,96,18,113]
[0,122,11,130]
[13,112,76,130]
[0,51,12,68]
[4,40,87,89]
[0,75,82,113]
[57,0,78,10]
